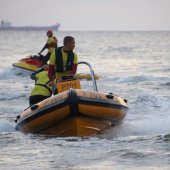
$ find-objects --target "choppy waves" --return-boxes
[0,31,170,169]
[0,119,15,132]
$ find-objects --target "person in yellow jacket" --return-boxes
[48,36,78,84]
[39,30,58,64]
[29,65,56,105]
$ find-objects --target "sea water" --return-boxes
[0,30,170,170]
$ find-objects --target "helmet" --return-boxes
[47,30,53,36]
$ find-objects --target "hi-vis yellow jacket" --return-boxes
[30,71,53,97]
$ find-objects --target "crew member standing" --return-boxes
[48,36,78,84]
[39,30,58,64]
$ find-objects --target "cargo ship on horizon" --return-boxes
[0,20,60,31]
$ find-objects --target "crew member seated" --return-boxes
[29,65,56,105]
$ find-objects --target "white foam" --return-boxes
[0,119,15,132]
[116,75,148,83]
[0,67,33,80]
[132,116,170,136]
[100,112,170,138]
[0,93,26,100]
[0,67,16,79]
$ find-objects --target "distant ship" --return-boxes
[0,20,60,31]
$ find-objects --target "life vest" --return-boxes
[55,46,74,72]
[49,36,57,48]
[53,36,58,47]
[47,36,57,49]
[31,71,54,97]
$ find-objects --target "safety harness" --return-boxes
[35,81,53,96]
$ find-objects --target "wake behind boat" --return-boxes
[15,62,128,137]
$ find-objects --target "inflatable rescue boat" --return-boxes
[13,56,100,80]
[15,62,128,137]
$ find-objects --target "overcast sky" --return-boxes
[0,0,170,31]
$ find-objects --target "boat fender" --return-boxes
[124,99,128,103]
[30,104,39,111]
[106,92,114,99]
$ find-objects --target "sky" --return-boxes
[0,0,170,31]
